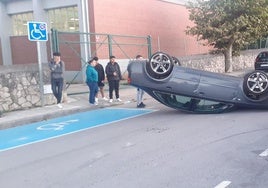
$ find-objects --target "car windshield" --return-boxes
[153,91,234,113]
[256,52,268,62]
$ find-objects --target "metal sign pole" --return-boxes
[37,41,44,106]
[28,22,47,107]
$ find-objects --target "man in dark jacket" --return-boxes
[94,56,108,101]
[105,55,122,103]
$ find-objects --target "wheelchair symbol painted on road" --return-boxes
[37,119,79,131]
[27,22,48,41]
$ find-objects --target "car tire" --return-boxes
[243,70,268,100]
[146,52,174,80]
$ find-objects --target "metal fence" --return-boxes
[50,29,152,86]
[246,37,268,50]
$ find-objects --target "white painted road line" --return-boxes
[259,148,268,157]
[214,181,231,188]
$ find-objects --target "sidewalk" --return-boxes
[0,84,137,130]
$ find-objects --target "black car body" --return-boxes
[254,51,268,72]
[128,52,268,113]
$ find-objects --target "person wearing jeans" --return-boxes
[49,52,65,108]
[86,58,99,105]
[135,55,146,108]
[51,78,63,103]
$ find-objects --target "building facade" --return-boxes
[0,0,209,81]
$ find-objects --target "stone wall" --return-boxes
[0,64,56,114]
[179,49,261,73]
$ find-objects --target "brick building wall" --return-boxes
[10,36,38,65]
[92,0,210,58]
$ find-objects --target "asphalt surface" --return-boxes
[0,69,251,130]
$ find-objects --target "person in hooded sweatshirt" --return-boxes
[86,58,99,105]
[105,55,122,103]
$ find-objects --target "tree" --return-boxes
[186,0,268,72]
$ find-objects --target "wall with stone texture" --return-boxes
[179,49,261,73]
[0,64,56,114]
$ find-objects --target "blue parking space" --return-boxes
[0,108,153,152]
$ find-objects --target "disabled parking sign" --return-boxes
[27,21,48,41]
[27,21,48,106]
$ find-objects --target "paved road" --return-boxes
[0,97,268,188]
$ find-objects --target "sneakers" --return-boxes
[89,102,98,106]
[109,98,122,103]
[137,102,146,108]
[93,98,99,105]
[116,98,122,102]
[102,97,108,101]
[57,103,63,109]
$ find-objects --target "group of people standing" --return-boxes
[49,52,146,108]
[86,55,122,105]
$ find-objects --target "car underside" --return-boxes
[128,52,268,113]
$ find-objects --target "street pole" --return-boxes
[37,41,44,106]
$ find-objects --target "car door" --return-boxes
[196,71,241,101]
[170,66,201,96]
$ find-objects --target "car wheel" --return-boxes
[172,56,181,66]
[243,70,268,100]
[146,52,174,80]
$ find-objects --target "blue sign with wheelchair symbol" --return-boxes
[27,22,48,41]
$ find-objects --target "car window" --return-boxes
[257,52,268,62]
[153,91,234,113]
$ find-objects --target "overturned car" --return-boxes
[127,52,268,113]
